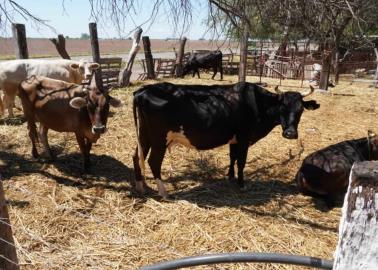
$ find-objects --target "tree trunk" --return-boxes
[142,36,155,80]
[333,161,378,270]
[175,37,187,78]
[118,27,143,87]
[239,27,249,83]
[374,48,378,88]
[319,50,332,90]
[334,49,340,84]
[89,22,103,88]
[49,34,71,59]
[0,176,19,270]
[12,23,28,59]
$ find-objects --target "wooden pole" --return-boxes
[175,37,187,78]
[142,36,155,80]
[333,161,378,270]
[239,27,249,83]
[49,34,71,59]
[12,23,28,59]
[89,22,103,88]
[118,27,143,87]
[0,176,19,270]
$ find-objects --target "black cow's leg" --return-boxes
[196,69,200,78]
[75,132,91,172]
[148,143,168,198]
[236,142,249,189]
[212,66,218,80]
[192,70,195,78]
[220,64,223,80]
[228,144,237,181]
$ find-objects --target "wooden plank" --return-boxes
[0,175,19,270]
[12,23,28,59]
[142,36,155,79]
[333,161,378,270]
[89,22,103,88]
[99,57,122,65]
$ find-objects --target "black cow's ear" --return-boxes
[303,100,320,110]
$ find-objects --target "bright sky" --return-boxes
[7,0,210,39]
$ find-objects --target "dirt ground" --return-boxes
[1,74,377,269]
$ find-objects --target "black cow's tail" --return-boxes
[133,96,146,178]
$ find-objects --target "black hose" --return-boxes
[140,252,334,270]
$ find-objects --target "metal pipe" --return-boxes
[140,252,333,270]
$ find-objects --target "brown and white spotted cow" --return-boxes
[296,130,378,201]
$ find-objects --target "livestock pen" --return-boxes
[1,74,378,269]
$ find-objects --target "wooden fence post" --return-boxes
[142,36,155,80]
[50,34,71,59]
[175,37,187,77]
[118,27,143,87]
[89,22,103,87]
[12,23,28,59]
[0,176,19,270]
[333,161,378,270]
[239,27,249,83]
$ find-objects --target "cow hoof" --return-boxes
[32,149,39,159]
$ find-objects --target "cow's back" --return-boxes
[0,59,82,86]
[296,138,368,195]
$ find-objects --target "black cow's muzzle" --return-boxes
[92,125,106,134]
[283,128,298,139]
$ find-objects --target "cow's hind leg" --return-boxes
[3,92,15,117]
[133,140,151,195]
[212,66,218,80]
[148,143,168,198]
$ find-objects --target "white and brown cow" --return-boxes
[0,59,100,117]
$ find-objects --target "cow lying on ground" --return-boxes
[0,59,100,117]
[182,50,223,80]
[295,130,378,204]
[18,73,122,171]
[132,82,319,198]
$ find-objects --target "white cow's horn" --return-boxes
[301,85,314,97]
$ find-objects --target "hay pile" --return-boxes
[1,75,377,269]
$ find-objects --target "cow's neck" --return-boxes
[255,87,281,125]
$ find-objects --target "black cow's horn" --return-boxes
[274,85,282,94]
[301,85,314,97]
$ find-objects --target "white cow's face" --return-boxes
[70,61,100,80]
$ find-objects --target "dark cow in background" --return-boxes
[296,130,378,204]
[132,82,319,198]
[182,50,223,80]
[19,73,122,171]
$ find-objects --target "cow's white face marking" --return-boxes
[166,126,197,151]
[228,135,237,144]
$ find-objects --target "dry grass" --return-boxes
[1,75,378,269]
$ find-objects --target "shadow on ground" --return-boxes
[0,150,133,192]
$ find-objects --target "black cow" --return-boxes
[132,82,319,197]
[182,50,223,80]
[296,130,378,203]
